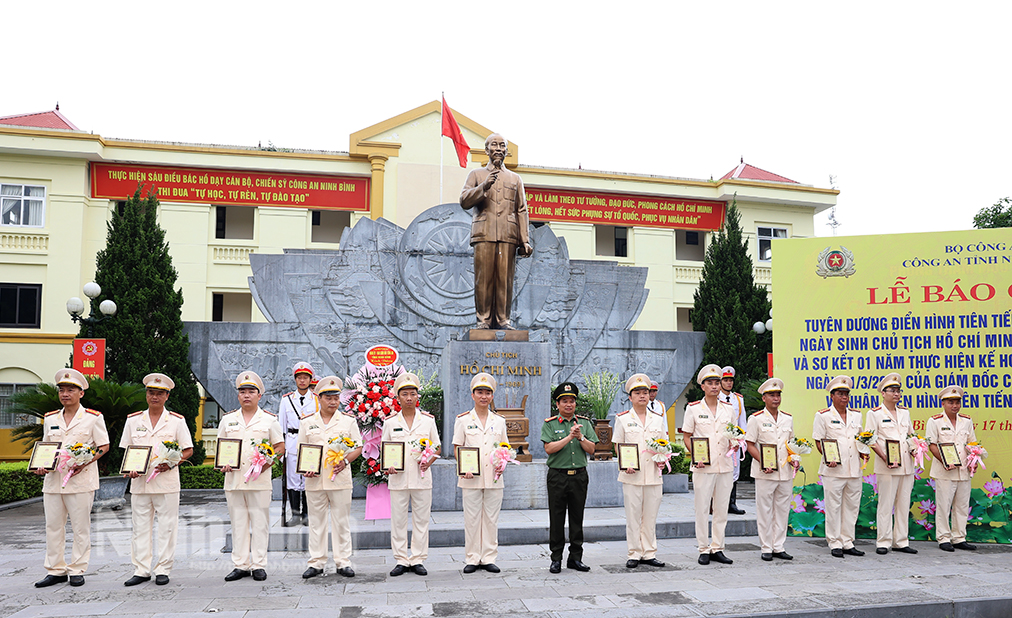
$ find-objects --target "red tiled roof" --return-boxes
[720,161,798,184]
[0,109,80,131]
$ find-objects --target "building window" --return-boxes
[0,383,35,428]
[1,184,45,227]
[595,225,628,257]
[212,292,252,322]
[0,283,42,328]
[214,206,255,240]
[310,210,351,243]
[675,230,705,261]
[757,227,787,261]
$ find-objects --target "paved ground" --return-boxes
[2,491,1011,618]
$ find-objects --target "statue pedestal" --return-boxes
[441,337,551,460]
[467,329,529,342]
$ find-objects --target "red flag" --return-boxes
[441,97,470,168]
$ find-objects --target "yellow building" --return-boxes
[0,102,837,459]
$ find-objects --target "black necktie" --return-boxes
[299,396,305,406]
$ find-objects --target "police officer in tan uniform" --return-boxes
[613,373,668,569]
[452,372,509,573]
[299,376,363,578]
[865,373,917,554]
[681,364,736,565]
[927,385,977,552]
[383,373,441,576]
[219,371,284,582]
[120,373,194,586]
[745,378,793,561]
[813,375,866,558]
[34,369,109,588]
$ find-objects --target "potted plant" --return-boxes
[582,371,621,460]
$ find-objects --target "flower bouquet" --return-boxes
[907,433,930,468]
[724,422,747,459]
[244,438,276,483]
[146,440,183,483]
[326,435,360,481]
[965,442,988,476]
[643,437,674,472]
[782,444,803,478]
[790,437,814,455]
[341,362,404,433]
[410,437,438,478]
[490,442,518,483]
[56,442,97,487]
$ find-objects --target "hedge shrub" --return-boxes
[0,461,45,504]
[179,462,281,489]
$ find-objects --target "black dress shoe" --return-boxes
[698,553,710,565]
[728,503,746,515]
[772,551,793,560]
[124,575,150,586]
[639,558,665,567]
[894,546,918,554]
[302,567,323,579]
[252,569,267,581]
[412,564,427,576]
[69,575,85,587]
[35,574,68,588]
[953,541,977,550]
[389,564,408,577]
[939,542,954,552]
[843,547,865,556]
[761,553,773,561]
[337,567,355,577]
[831,548,844,558]
[155,575,169,585]
[710,551,733,564]
[567,559,590,572]
[876,547,889,555]
[463,564,478,574]
[481,563,501,573]
[225,568,251,581]
[549,560,561,573]
[625,559,639,569]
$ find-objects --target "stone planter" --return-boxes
[92,475,129,511]
[662,472,688,493]
[593,418,613,460]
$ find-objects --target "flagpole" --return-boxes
[439,92,444,205]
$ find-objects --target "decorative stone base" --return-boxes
[467,329,529,342]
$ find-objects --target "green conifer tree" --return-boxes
[81,187,205,464]
[692,197,772,386]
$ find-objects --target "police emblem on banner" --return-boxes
[816,246,856,278]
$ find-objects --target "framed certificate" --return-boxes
[886,440,902,466]
[617,443,640,470]
[760,443,779,470]
[381,441,406,471]
[457,446,481,476]
[691,437,711,466]
[939,442,961,468]
[297,443,323,475]
[120,445,152,475]
[821,439,841,465]
[28,441,61,471]
[215,438,243,470]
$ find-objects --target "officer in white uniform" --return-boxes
[718,366,748,515]
[682,364,736,565]
[299,376,363,578]
[613,373,668,569]
[34,369,109,588]
[745,377,794,561]
[927,385,978,552]
[813,375,866,558]
[120,373,194,586]
[219,371,284,582]
[279,362,319,526]
[452,372,509,574]
[647,382,666,416]
[383,372,441,576]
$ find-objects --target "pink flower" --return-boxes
[863,474,878,493]
[814,498,826,514]
[914,467,923,480]
[791,494,806,513]
[917,499,936,515]
[915,519,934,531]
[927,478,936,490]
[984,479,1005,498]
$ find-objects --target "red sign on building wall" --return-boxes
[73,339,106,379]
[91,163,370,211]
[526,187,725,231]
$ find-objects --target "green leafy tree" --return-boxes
[973,197,1012,229]
[81,187,205,464]
[691,197,772,387]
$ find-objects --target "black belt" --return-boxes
[287,428,299,434]
[550,467,586,475]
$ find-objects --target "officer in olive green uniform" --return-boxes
[541,382,598,574]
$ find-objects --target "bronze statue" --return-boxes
[460,133,532,330]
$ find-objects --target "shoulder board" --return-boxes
[871,406,883,411]
[576,414,590,420]
[958,413,971,419]
[457,411,470,418]
[848,408,861,412]
[734,392,744,398]
[284,391,295,397]
[544,416,557,423]
[86,408,101,416]
[341,411,356,418]
[931,413,944,419]
[650,409,664,416]
[491,411,504,418]
[897,405,908,409]
[262,410,277,417]
[818,408,830,414]
[688,400,700,406]
[616,410,630,417]
[420,411,434,418]
[751,410,764,416]
[169,411,184,419]
[45,410,60,417]
[781,411,791,416]
[300,412,314,420]
[128,411,143,418]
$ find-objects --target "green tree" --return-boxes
[973,197,1012,229]
[81,187,205,464]
[691,197,772,386]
